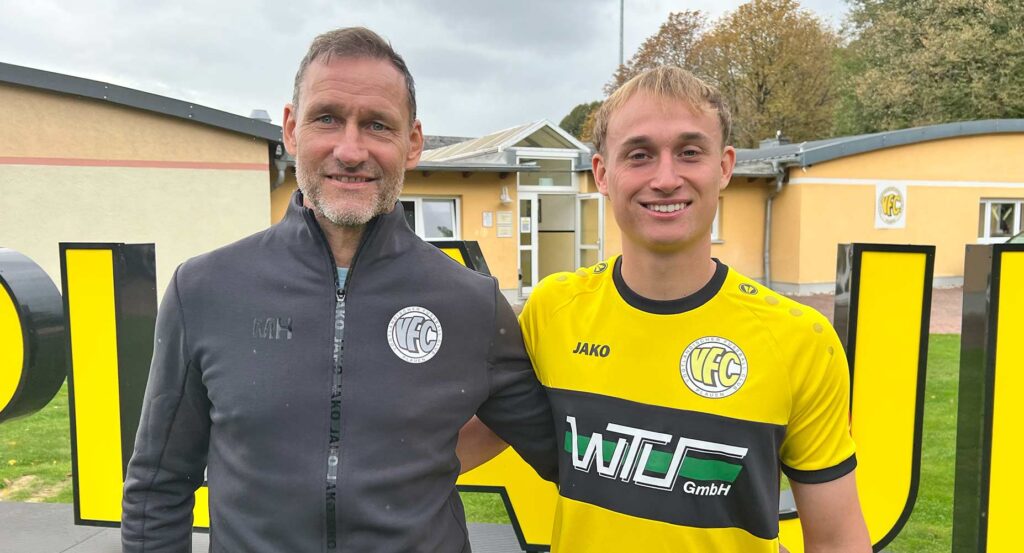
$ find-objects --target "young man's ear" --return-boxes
[719,145,737,191]
[283,104,298,156]
[593,153,609,197]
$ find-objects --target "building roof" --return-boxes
[736,119,1024,174]
[0,62,283,143]
[420,120,590,167]
[424,135,475,150]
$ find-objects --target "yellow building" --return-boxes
[1,62,286,295]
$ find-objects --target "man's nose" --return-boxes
[649,152,682,193]
[332,124,369,167]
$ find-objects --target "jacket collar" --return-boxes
[281,188,414,264]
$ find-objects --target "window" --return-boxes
[400,197,459,240]
[978,199,1023,243]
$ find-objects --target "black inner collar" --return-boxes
[612,256,728,315]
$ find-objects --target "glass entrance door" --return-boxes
[518,193,539,297]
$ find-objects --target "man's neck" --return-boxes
[618,241,717,301]
[315,213,365,268]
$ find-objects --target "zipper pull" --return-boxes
[337,287,345,302]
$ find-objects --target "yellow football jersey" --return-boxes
[520,256,856,552]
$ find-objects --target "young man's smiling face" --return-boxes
[283,55,423,228]
[594,92,735,255]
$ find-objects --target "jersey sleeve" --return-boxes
[122,267,211,552]
[778,318,857,484]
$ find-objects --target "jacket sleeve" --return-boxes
[475,281,559,482]
[122,267,211,552]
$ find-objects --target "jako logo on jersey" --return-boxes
[739,283,758,295]
[572,342,610,357]
[387,307,442,363]
[680,336,748,399]
[565,416,747,495]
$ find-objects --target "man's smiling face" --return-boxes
[283,55,423,228]
[594,92,735,254]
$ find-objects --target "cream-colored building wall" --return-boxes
[0,85,273,297]
[779,134,1024,286]
[791,182,1024,284]
[0,84,269,163]
[1,165,270,296]
[712,180,769,278]
[403,172,520,289]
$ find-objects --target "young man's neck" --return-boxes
[315,213,365,268]
[618,241,717,301]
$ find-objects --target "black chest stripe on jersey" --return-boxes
[547,387,787,539]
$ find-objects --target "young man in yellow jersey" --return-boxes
[461,66,871,552]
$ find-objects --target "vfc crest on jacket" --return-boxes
[122,191,557,553]
[520,257,856,552]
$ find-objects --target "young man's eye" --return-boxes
[627,151,649,161]
[680,149,701,158]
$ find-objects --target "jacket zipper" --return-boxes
[306,208,377,552]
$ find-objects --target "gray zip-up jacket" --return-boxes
[122,191,558,552]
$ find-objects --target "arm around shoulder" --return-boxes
[122,268,211,552]
[473,281,558,481]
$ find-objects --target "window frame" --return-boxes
[978,198,1023,244]
[399,196,461,240]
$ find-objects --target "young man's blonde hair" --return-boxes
[591,66,732,154]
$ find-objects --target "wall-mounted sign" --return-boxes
[497,211,514,238]
[875,183,907,229]
[482,211,493,228]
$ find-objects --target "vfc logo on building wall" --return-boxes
[875,183,907,229]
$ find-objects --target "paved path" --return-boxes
[0,502,526,553]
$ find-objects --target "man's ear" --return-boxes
[283,104,298,155]
[719,145,736,191]
[405,119,424,169]
[593,153,609,197]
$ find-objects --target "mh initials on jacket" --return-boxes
[253,317,293,340]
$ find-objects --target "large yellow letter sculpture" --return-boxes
[0,247,65,423]
[953,243,1024,553]
[780,244,934,553]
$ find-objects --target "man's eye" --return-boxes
[627,151,649,161]
[680,149,700,158]
[370,122,388,131]
[316,115,335,124]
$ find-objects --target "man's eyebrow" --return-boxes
[677,131,712,144]
[620,135,653,151]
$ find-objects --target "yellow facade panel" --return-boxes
[0,83,267,164]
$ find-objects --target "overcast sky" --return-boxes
[1,0,848,138]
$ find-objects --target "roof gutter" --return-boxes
[763,160,787,290]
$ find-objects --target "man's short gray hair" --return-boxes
[292,27,417,122]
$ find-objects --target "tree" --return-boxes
[604,2,840,147]
[837,0,1024,134]
[605,11,708,95]
[559,101,602,139]
[699,0,840,147]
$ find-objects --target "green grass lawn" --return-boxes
[1,336,961,551]
[0,383,73,502]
